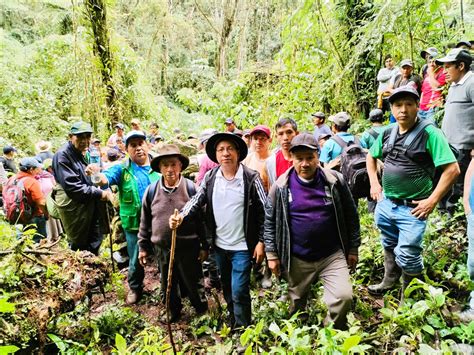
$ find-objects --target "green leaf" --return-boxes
[240,328,252,346]
[115,333,127,354]
[0,298,16,313]
[422,325,435,335]
[244,345,253,355]
[0,346,20,355]
[342,335,361,352]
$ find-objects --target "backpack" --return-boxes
[368,128,380,140]
[146,178,196,206]
[331,135,370,199]
[2,176,34,224]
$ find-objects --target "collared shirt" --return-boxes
[319,132,356,163]
[452,70,473,87]
[212,164,247,251]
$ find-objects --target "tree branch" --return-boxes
[193,0,220,36]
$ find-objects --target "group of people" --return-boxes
[1,42,473,330]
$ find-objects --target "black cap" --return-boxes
[289,132,319,153]
[3,146,16,154]
[388,85,420,104]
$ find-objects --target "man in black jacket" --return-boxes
[263,133,360,329]
[170,133,267,328]
[52,121,111,255]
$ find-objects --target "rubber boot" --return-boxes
[368,249,402,295]
[400,272,421,305]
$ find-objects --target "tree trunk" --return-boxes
[216,0,239,78]
[84,0,118,128]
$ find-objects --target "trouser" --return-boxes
[124,230,144,291]
[69,217,103,256]
[157,239,207,317]
[202,248,221,287]
[375,198,427,274]
[214,246,252,328]
[467,213,474,310]
[287,249,352,330]
[28,216,47,243]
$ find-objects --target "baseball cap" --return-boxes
[199,128,218,144]
[435,48,473,66]
[399,59,414,68]
[19,157,42,170]
[107,148,120,160]
[115,123,125,130]
[249,125,271,138]
[131,118,141,125]
[455,40,472,48]
[91,138,101,144]
[242,129,251,137]
[420,47,438,59]
[3,146,16,154]
[329,112,351,126]
[289,132,319,152]
[311,112,326,119]
[388,85,420,104]
[225,118,235,124]
[70,121,93,135]
[124,130,147,146]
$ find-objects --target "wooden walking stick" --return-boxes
[166,209,179,355]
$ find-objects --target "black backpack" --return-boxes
[331,135,370,199]
[146,178,196,206]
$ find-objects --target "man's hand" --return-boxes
[138,250,148,267]
[198,249,209,263]
[85,163,101,176]
[370,182,383,202]
[169,213,183,229]
[347,253,358,272]
[268,259,281,277]
[253,242,265,265]
[411,198,437,219]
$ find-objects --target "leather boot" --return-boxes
[400,272,421,305]
[368,249,401,295]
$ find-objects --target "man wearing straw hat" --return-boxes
[138,144,209,322]
[35,140,54,163]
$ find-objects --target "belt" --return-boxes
[389,198,417,208]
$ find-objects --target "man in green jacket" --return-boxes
[89,130,160,304]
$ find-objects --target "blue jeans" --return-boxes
[418,109,437,126]
[467,213,474,310]
[374,198,427,274]
[124,230,144,291]
[31,216,47,243]
[214,247,252,327]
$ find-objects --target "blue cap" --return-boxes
[124,130,147,146]
[19,157,42,171]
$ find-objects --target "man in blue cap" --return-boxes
[89,130,160,304]
[52,121,112,255]
[0,146,18,174]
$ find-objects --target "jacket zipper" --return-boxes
[330,183,347,256]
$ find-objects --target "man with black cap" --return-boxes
[138,145,208,321]
[89,130,160,304]
[0,146,18,174]
[311,112,332,141]
[436,48,474,214]
[169,133,266,328]
[53,121,112,255]
[319,112,357,165]
[387,59,422,95]
[224,118,237,133]
[263,132,360,329]
[366,86,459,301]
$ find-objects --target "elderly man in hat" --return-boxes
[170,133,266,328]
[89,130,160,304]
[138,145,209,321]
[35,141,54,163]
[366,86,459,300]
[53,121,112,255]
[264,133,360,329]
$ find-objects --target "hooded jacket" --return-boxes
[264,167,360,273]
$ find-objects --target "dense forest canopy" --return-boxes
[0,0,472,151]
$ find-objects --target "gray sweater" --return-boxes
[442,72,474,150]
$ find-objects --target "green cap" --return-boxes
[70,121,93,135]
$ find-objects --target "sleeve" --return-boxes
[181,171,210,219]
[138,185,154,253]
[360,132,370,149]
[253,175,267,243]
[103,164,123,186]
[369,131,384,160]
[54,153,103,203]
[377,68,392,82]
[26,178,45,204]
[263,185,278,259]
[425,126,457,167]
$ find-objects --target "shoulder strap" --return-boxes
[331,135,348,149]
[403,119,433,148]
[146,180,159,206]
[387,125,398,151]
[368,128,379,140]
[185,178,197,197]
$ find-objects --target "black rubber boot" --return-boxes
[400,272,421,305]
[368,249,402,295]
